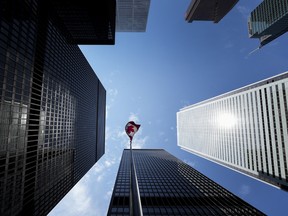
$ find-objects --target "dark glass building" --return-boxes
[108,149,265,215]
[0,0,111,215]
[248,0,288,47]
[185,0,239,23]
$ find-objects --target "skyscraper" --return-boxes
[185,0,239,23]
[0,0,112,215]
[177,72,288,191]
[108,149,264,215]
[248,0,288,47]
[116,0,151,32]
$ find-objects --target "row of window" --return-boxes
[108,150,263,215]
[178,80,288,183]
[250,0,288,34]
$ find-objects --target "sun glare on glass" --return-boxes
[217,113,238,129]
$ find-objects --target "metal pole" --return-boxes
[130,140,143,216]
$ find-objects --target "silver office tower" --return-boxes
[177,72,288,191]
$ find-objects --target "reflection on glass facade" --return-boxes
[177,72,288,191]
[116,0,151,32]
[0,0,106,215]
[248,0,288,47]
[108,149,264,215]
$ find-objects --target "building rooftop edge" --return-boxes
[124,149,164,150]
[179,71,288,111]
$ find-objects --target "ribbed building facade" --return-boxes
[248,0,288,47]
[0,0,108,215]
[108,149,264,215]
[177,72,288,191]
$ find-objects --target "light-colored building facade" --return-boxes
[177,72,288,191]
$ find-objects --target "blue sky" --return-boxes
[49,1,288,215]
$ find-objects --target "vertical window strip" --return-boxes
[219,100,223,160]
[243,93,250,170]
[276,84,286,179]
[265,87,274,176]
[273,85,282,179]
[246,92,254,171]
[282,83,288,180]
[225,98,231,163]
[227,98,232,164]
[251,91,258,172]
[269,86,277,177]
[232,97,237,166]
[261,88,269,174]
[258,90,265,173]
[236,96,241,167]
[239,95,245,168]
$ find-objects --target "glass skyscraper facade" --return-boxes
[248,0,288,47]
[0,0,109,215]
[177,72,288,191]
[108,149,264,215]
[116,0,151,32]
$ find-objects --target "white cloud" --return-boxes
[108,88,118,98]
[49,176,94,216]
[94,154,116,172]
[105,126,111,141]
[129,112,139,122]
[130,136,148,149]
[106,88,118,119]
[96,174,104,182]
[50,111,147,216]
[94,163,104,173]
[237,5,250,19]
[106,105,110,119]
[104,158,116,167]
[104,189,113,200]
[239,184,251,196]
[109,113,148,149]
[71,182,92,212]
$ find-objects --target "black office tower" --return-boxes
[108,149,264,215]
[0,0,114,215]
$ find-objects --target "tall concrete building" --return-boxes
[108,149,264,215]
[0,0,113,215]
[185,0,239,23]
[248,0,288,47]
[177,72,288,191]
